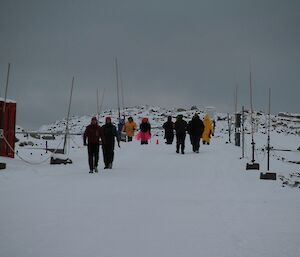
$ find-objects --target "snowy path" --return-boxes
[1,137,300,257]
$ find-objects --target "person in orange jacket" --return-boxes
[123,116,137,142]
[202,114,214,145]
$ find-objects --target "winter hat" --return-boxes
[142,117,148,123]
[177,114,183,120]
[105,116,112,123]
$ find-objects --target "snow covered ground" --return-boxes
[1,107,300,257]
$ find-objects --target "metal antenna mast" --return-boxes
[246,66,259,170]
[234,84,238,114]
[97,88,99,120]
[115,58,121,120]
[241,106,245,158]
[267,88,271,171]
[120,68,125,111]
[99,88,105,115]
[63,77,74,154]
[249,70,255,162]
[260,88,276,180]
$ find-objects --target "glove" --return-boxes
[83,141,87,146]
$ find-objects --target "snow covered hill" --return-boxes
[34,105,300,136]
[1,106,300,257]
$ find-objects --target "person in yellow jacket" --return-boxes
[202,114,214,145]
[123,116,137,142]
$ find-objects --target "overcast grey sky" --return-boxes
[0,0,299,129]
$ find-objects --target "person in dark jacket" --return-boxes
[139,118,151,145]
[102,117,120,169]
[174,114,187,154]
[83,117,104,173]
[188,114,204,153]
[163,116,174,144]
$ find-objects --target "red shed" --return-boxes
[0,98,16,158]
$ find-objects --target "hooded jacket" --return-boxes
[163,116,174,133]
[102,122,119,148]
[123,121,137,137]
[174,116,187,135]
[188,115,204,137]
[202,114,213,142]
[140,118,151,133]
[84,123,103,144]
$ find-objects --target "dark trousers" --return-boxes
[190,134,200,152]
[88,143,99,171]
[176,133,186,153]
[102,145,114,167]
[165,133,174,144]
[127,136,133,142]
[141,140,148,145]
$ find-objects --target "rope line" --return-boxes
[2,135,64,165]
[70,135,84,149]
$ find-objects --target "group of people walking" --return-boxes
[83,113,213,173]
[83,115,151,173]
[84,116,120,173]
[163,113,214,154]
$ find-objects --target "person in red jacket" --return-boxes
[83,117,104,173]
